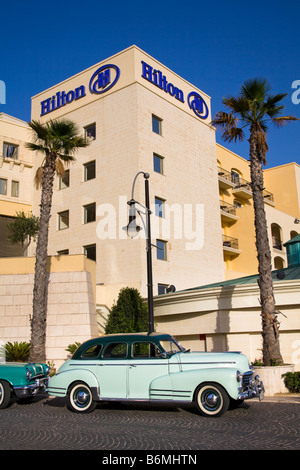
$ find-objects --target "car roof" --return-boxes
[72,332,173,357]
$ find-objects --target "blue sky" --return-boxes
[1,0,299,168]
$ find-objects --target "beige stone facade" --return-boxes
[30,45,224,308]
[0,255,98,367]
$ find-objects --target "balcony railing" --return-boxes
[218,166,232,182]
[222,235,239,250]
[263,189,275,203]
[220,200,237,216]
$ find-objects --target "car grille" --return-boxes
[242,371,253,387]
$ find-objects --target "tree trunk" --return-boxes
[29,152,56,363]
[249,126,283,365]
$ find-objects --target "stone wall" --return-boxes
[0,256,98,368]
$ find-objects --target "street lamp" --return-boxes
[123,172,154,334]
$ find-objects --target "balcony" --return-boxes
[222,235,241,256]
[218,167,236,190]
[232,176,253,199]
[263,189,275,206]
[220,200,239,223]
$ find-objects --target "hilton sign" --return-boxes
[40,61,209,120]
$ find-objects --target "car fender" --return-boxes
[170,368,240,400]
[48,368,100,398]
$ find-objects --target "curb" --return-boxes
[262,393,300,403]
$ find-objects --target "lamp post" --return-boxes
[124,172,154,334]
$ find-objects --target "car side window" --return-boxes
[103,342,127,359]
[132,342,162,358]
[80,344,102,359]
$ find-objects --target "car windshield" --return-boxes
[160,338,185,355]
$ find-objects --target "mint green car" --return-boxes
[0,362,50,409]
[48,333,264,417]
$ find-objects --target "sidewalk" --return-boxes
[262,393,300,403]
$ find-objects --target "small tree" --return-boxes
[7,211,39,255]
[105,287,149,334]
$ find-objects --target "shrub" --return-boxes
[4,341,31,362]
[105,287,148,334]
[65,342,82,356]
[282,372,300,393]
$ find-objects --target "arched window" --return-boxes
[271,223,283,251]
[274,256,285,270]
[290,230,298,240]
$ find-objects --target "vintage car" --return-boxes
[48,333,264,417]
[0,362,50,409]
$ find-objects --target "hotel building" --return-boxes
[0,46,299,365]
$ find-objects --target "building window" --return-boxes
[59,170,70,189]
[271,223,283,251]
[57,249,69,255]
[231,169,241,184]
[155,197,165,218]
[84,244,96,261]
[11,181,19,197]
[85,123,96,141]
[0,178,7,195]
[84,203,96,224]
[84,161,96,181]
[153,153,164,174]
[156,239,167,260]
[58,210,69,230]
[158,283,168,295]
[152,115,162,135]
[3,143,18,159]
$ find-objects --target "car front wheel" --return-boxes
[68,382,97,413]
[195,383,230,417]
[0,380,11,409]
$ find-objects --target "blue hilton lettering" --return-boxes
[141,61,184,103]
[40,85,86,116]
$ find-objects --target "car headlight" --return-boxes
[236,370,243,382]
[45,365,50,375]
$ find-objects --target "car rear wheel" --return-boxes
[0,380,11,409]
[68,382,97,413]
[195,383,230,417]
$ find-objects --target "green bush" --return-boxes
[4,341,31,362]
[105,287,149,334]
[282,372,300,393]
[65,342,82,355]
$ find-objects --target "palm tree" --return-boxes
[212,79,298,366]
[26,119,89,362]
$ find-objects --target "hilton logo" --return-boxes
[89,64,120,95]
[40,64,121,116]
[187,92,209,120]
[141,61,209,120]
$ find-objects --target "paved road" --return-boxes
[0,396,299,453]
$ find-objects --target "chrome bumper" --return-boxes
[238,373,264,401]
[13,377,49,399]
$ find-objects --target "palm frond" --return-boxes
[256,130,268,165]
[241,78,271,103]
[211,112,245,142]
[272,116,299,127]
[55,158,65,177]
[222,96,250,117]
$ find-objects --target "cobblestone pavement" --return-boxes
[0,396,299,452]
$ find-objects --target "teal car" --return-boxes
[48,333,264,417]
[0,362,49,409]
